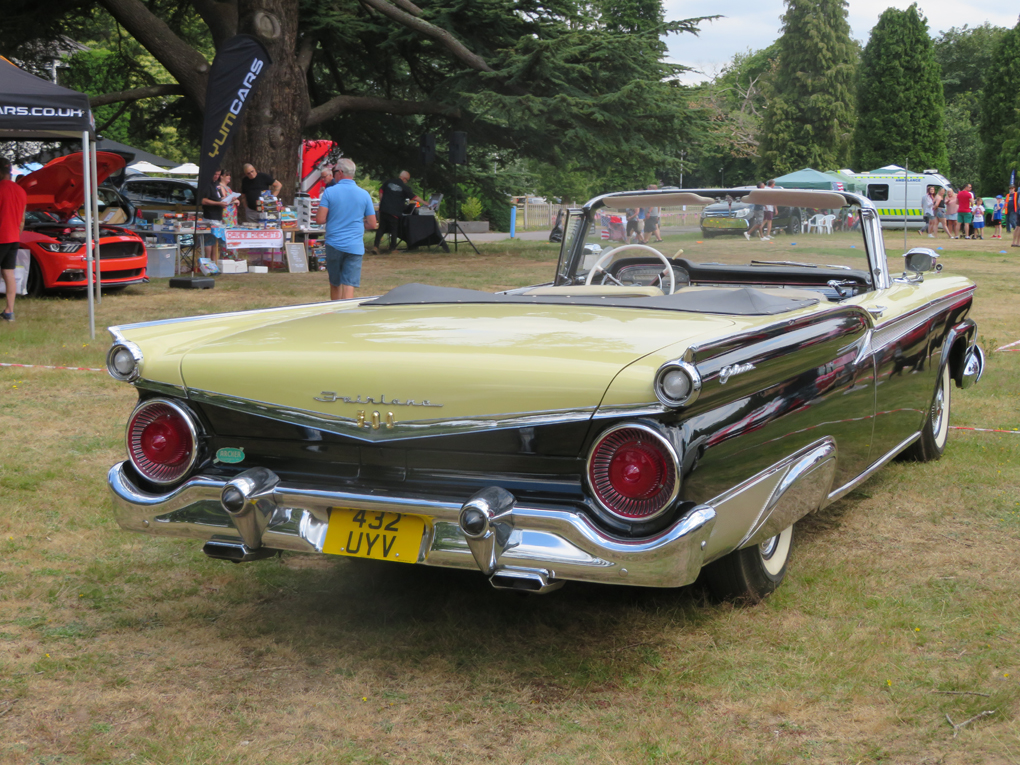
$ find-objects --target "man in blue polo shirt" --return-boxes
[315,158,377,300]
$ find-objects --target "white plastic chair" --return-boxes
[821,214,836,234]
[804,213,825,233]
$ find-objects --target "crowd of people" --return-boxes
[922,183,1020,247]
[197,158,429,301]
[623,184,664,244]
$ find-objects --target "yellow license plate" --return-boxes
[322,509,426,563]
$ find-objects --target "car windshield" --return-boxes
[581,194,868,272]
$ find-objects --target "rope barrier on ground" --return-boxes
[993,339,1020,352]
[0,362,104,372]
[949,426,1020,435]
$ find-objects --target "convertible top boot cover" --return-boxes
[366,283,819,315]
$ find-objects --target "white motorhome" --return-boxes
[838,166,952,229]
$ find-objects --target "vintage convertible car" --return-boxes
[106,188,984,600]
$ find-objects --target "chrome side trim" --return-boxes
[702,438,836,561]
[592,403,667,419]
[871,287,974,348]
[740,440,838,549]
[135,380,188,397]
[108,463,716,588]
[824,432,920,506]
[186,388,597,441]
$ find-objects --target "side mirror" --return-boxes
[903,247,942,276]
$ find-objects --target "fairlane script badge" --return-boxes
[718,363,756,384]
[215,447,245,464]
[315,392,443,407]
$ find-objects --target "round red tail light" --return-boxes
[587,424,679,521]
[127,399,198,485]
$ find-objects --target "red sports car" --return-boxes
[18,152,147,295]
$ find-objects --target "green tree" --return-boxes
[943,95,981,188]
[757,0,857,177]
[852,5,947,174]
[3,0,705,212]
[674,45,778,187]
[933,23,1007,106]
[980,19,1020,193]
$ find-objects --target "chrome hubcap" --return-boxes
[760,535,779,559]
[931,385,944,433]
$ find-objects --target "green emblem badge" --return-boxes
[215,447,245,464]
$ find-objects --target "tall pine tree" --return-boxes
[980,18,1020,194]
[852,5,947,174]
[758,0,857,176]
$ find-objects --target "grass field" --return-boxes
[1,233,1018,764]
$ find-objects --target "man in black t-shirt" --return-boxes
[373,171,424,254]
[240,163,282,222]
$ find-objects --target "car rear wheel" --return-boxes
[901,363,951,462]
[702,524,794,602]
[787,213,802,235]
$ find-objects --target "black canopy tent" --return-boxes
[0,57,103,337]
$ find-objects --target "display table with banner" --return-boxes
[399,213,448,251]
[222,227,286,269]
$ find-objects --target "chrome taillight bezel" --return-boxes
[654,360,702,408]
[106,342,143,382]
[586,422,680,522]
[126,398,199,485]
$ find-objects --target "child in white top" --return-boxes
[971,198,985,240]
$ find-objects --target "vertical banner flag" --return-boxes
[1011,169,1016,189]
[197,35,272,200]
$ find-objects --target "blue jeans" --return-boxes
[325,244,363,287]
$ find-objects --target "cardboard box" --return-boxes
[219,259,249,274]
[249,265,269,274]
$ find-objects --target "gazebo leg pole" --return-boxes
[91,140,102,305]
[82,131,95,340]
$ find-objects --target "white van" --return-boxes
[842,166,952,230]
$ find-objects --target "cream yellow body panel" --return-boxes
[174,303,738,421]
[115,301,360,388]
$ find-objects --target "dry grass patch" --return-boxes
[0,240,1018,764]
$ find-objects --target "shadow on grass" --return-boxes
[197,551,717,687]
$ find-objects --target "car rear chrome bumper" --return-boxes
[108,462,716,589]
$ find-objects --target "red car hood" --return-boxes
[17,152,126,220]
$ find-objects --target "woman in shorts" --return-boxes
[945,188,959,238]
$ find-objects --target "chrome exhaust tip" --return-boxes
[489,568,564,594]
[202,539,277,563]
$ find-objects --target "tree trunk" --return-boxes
[225,0,309,203]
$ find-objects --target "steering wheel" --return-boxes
[584,244,676,294]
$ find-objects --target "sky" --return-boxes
[663,1,1020,83]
